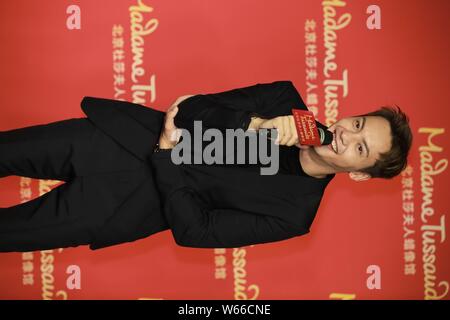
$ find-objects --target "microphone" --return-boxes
[265,126,332,145]
[264,109,333,146]
[291,108,333,146]
[316,126,333,145]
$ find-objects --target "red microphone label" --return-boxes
[291,109,322,146]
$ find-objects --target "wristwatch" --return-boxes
[153,143,172,153]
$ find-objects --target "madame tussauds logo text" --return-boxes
[169,121,280,176]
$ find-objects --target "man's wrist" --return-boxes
[153,143,173,153]
[247,116,265,131]
[158,134,177,149]
[154,135,175,152]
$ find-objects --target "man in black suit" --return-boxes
[0,81,412,252]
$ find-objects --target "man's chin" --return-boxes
[314,144,328,152]
[312,145,337,159]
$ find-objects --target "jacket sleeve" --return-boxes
[173,80,306,133]
[150,150,306,248]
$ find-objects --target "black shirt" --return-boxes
[177,134,318,178]
[230,144,309,177]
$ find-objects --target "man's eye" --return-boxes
[355,120,360,129]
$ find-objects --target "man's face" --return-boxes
[312,115,392,173]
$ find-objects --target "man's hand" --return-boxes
[158,95,196,149]
[173,94,195,106]
[158,103,182,149]
[252,115,309,149]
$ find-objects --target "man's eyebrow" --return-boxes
[361,116,370,158]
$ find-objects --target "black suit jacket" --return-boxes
[80,80,335,250]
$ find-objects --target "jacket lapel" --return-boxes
[80,96,165,162]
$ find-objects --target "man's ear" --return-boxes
[348,171,371,182]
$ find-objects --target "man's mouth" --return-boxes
[329,131,338,153]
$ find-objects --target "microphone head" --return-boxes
[318,127,333,145]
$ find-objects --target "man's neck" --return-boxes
[298,148,336,179]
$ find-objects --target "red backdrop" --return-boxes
[0,0,448,300]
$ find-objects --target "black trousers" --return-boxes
[0,117,146,252]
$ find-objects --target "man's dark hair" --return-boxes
[357,105,413,179]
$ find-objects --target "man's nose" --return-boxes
[340,127,358,147]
